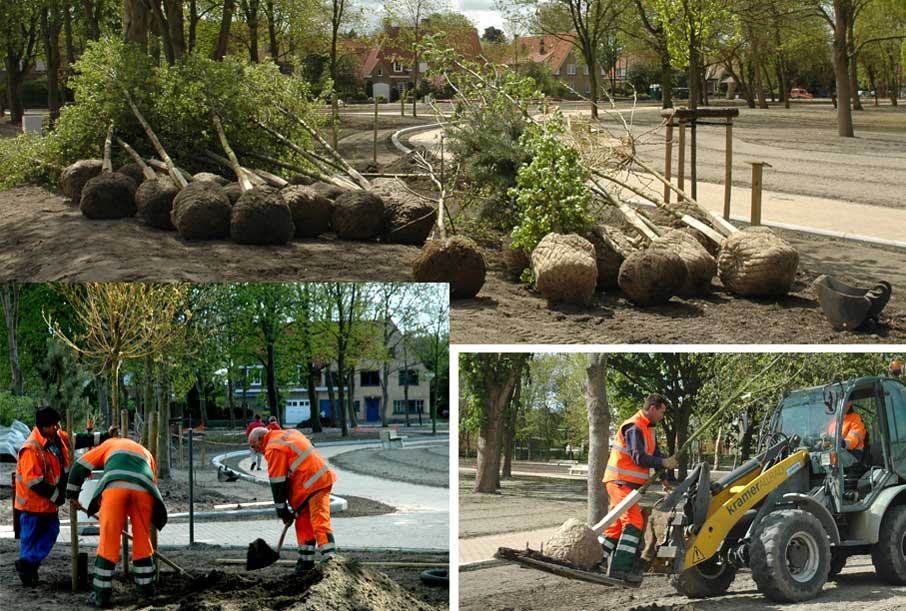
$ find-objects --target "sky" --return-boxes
[360,0,507,35]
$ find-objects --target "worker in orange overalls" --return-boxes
[14,407,115,586]
[601,394,677,583]
[827,398,867,461]
[248,427,337,574]
[66,437,168,608]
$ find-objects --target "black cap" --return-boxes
[36,407,62,429]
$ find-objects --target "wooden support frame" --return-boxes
[749,161,772,226]
[724,116,733,220]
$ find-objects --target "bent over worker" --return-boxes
[248,427,337,574]
[601,394,677,583]
[14,407,115,586]
[67,437,168,608]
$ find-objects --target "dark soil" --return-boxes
[330,444,450,488]
[0,538,448,610]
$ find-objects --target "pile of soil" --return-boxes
[0,538,448,610]
[330,444,449,488]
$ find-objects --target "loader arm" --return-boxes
[684,450,809,569]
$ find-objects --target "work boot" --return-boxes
[608,525,643,584]
[607,569,643,585]
[15,559,39,587]
[318,533,337,564]
[87,590,113,609]
[91,556,116,608]
[295,540,316,576]
[596,535,618,573]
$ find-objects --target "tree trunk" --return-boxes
[157,365,171,478]
[688,39,700,110]
[847,18,862,111]
[380,362,390,427]
[80,0,100,40]
[41,1,63,123]
[148,1,175,64]
[867,65,879,106]
[265,0,279,61]
[588,57,600,119]
[585,354,609,524]
[123,0,152,50]
[264,344,279,422]
[832,2,855,137]
[347,370,358,429]
[142,356,153,445]
[754,60,769,109]
[326,371,337,427]
[97,373,110,427]
[337,355,347,436]
[659,48,673,109]
[501,375,521,479]
[307,364,322,433]
[4,58,26,124]
[1,282,23,396]
[214,0,234,60]
[163,0,186,60]
[474,363,523,493]
[196,377,207,426]
[246,0,260,63]
[188,0,198,52]
[227,373,235,429]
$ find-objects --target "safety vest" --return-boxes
[604,410,655,486]
[14,428,71,513]
[828,411,866,450]
[264,429,336,512]
[67,438,168,530]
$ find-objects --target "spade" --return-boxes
[246,519,293,570]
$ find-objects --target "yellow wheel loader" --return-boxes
[657,371,906,602]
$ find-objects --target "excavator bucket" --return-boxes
[814,275,891,331]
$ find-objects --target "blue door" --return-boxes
[366,397,380,422]
[319,399,332,419]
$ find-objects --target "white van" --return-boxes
[284,399,311,427]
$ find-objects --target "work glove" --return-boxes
[661,455,678,469]
[53,481,67,506]
[107,426,119,439]
[276,505,294,524]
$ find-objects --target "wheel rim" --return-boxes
[697,556,727,580]
[901,528,906,561]
[785,530,820,583]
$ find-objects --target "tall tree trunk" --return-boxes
[347,370,358,429]
[754,60,769,109]
[124,0,152,50]
[214,0,235,60]
[196,377,207,426]
[847,18,862,111]
[326,370,337,427]
[157,365,171,478]
[660,51,673,109]
[308,364,322,433]
[142,356,153,445]
[148,1,175,64]
[688,38,700,110]
[163,0,186,61]
[81,0,100,40]
[265,0,279,61]
[866,65,879,106]
[4,57,26,124]
[97,373,110,427]
[39,1,62,123]
[380,362,390,427]
[474,362,523,493]
[227,372,235,429]
[245,0,260,63]
[585,354,609,524]
[1,282,23,396]
[337,355,347,436]
[832,2,855,137]
[501,375,521,479]
[264,344,279,422]
[588,56,599,119]
[188,0,198,52]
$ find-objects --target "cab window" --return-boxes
[883,380,906,477]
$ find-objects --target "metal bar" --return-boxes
[188,419,194,546]
[68,410,77,592]
[724,118,733,220]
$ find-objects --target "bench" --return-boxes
[568,464,589,476]
[380,429,407,449]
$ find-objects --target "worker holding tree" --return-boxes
[248,427,337,574]
[66,437,167,608]
[601,394,678,583]
[14,407,116,587]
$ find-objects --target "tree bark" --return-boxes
[40,0,63,122]
[243,0,261,63]
[157,365,171,478]
[347,370,358,429]
[214,0,235,60]
[80,0,100,40]
[474,358,525,493]
[1,282,23,396]
[123,0,152,50]
[264,343,279,423]
[326,371,337,427]
[265,0,279,61]
[163,0,186,61]
[501,374,521,479]
[585,353,609,524]
[847,17,862,111]
[337,355,347,436]
[660,51,673,109]
[142,356,153,445]
[832,0,855,136]
[307,364,322,433]
[188,0,198,52]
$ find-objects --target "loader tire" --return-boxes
[827,548,848,579]
[870,505,906,585]
[750,509,829,602]
[672,555,737,598]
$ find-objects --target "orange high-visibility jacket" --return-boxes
[604,410,655,486]
[264,429,336,514]
[15,427,108,513]
[830,411,866,450]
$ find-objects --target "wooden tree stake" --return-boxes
[121,89,188,188]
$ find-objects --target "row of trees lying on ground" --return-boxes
[0,282,450,453]
[460,352,892,493]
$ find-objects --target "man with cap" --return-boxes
[245,414,266,470]
[13,407,116,586]
[248,426,337,574]
[600,393,677,583]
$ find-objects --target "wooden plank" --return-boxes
[664,121,673,205]
[724,118,733,220]
[660,107,740,120]
[495,547,636,588]
[681,214,725,246]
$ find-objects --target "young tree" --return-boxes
[1,282,23,396]
[585,353,609,524]
[1,0,40,124]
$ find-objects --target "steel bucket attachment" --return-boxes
[814,275,891,332]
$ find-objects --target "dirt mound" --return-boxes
[116,162,146,186]
[531,233,598,306]
[718,227,799,297]
[301,557,438,611]
[618,248,688,306]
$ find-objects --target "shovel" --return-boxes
[247,519,293,570]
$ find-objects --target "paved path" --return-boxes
[459,527,561,565]
[407,128,906,248]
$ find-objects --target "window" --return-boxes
[567,64,576,76]
[377,66,383,77]
[884,381,906,477]
[393,399,425,414]
[583,65,589,75]
[553,68,560,76]
[354,400,361,414]
[585,84,591,95]
[393,61,404,73]
[399,369,419,386]
[360,370,381,387]
[246,367,262,386]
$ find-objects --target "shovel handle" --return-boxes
[275,519,293,554]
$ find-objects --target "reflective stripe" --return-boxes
[304,465,329,489]
[274,502,286,509]
[94,432,100,445]
[107,449,150,461]
[289,447,315,473]
[616,544,638,554]
[133,565,155,574]
[134,576,155,585]
[319,542,336,553]
[15,473,23,482]
[67,483,81,492]
[93,577,112,588]
[269,476,287,484]
[77,457,95,470]
[106,481,147,492]
[16,496,27,505]
[25,476,43,488]
[605,465,649,479]
[102,470,155,490]
[619,534,639,544]
[50,488,60,503]
[94,567,114,577]
[298,545,316,552]
[611,443,631,455]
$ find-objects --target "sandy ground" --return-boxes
[459,556,905,611]
[330,443,450,488]
[0,538,448,610]
[450,228,906,344]
[612,103,906,210]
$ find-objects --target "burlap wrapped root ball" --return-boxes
[311,181,349,201]
[136,177,179,229]
[332,191,384,241]
[544,518,603,570]
[60,159,103,201]
[79,172,137,219]
[193,172,229,186]
[116,162,145,186]
[171,181,231,240]
[281,185,333,238]
[531,233,598,306]
[411,236,486,299]
[230,186,295,245]
[717,227,799,297]
[618,248,688,306]
[585,226,634,290]
[651,229,717,296]
[222,182,242,205]
[501,239,530,279]
[375,183,435,245]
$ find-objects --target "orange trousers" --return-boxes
[97,484,154,564]
[294,487,332,546]
[603,482,644,540]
